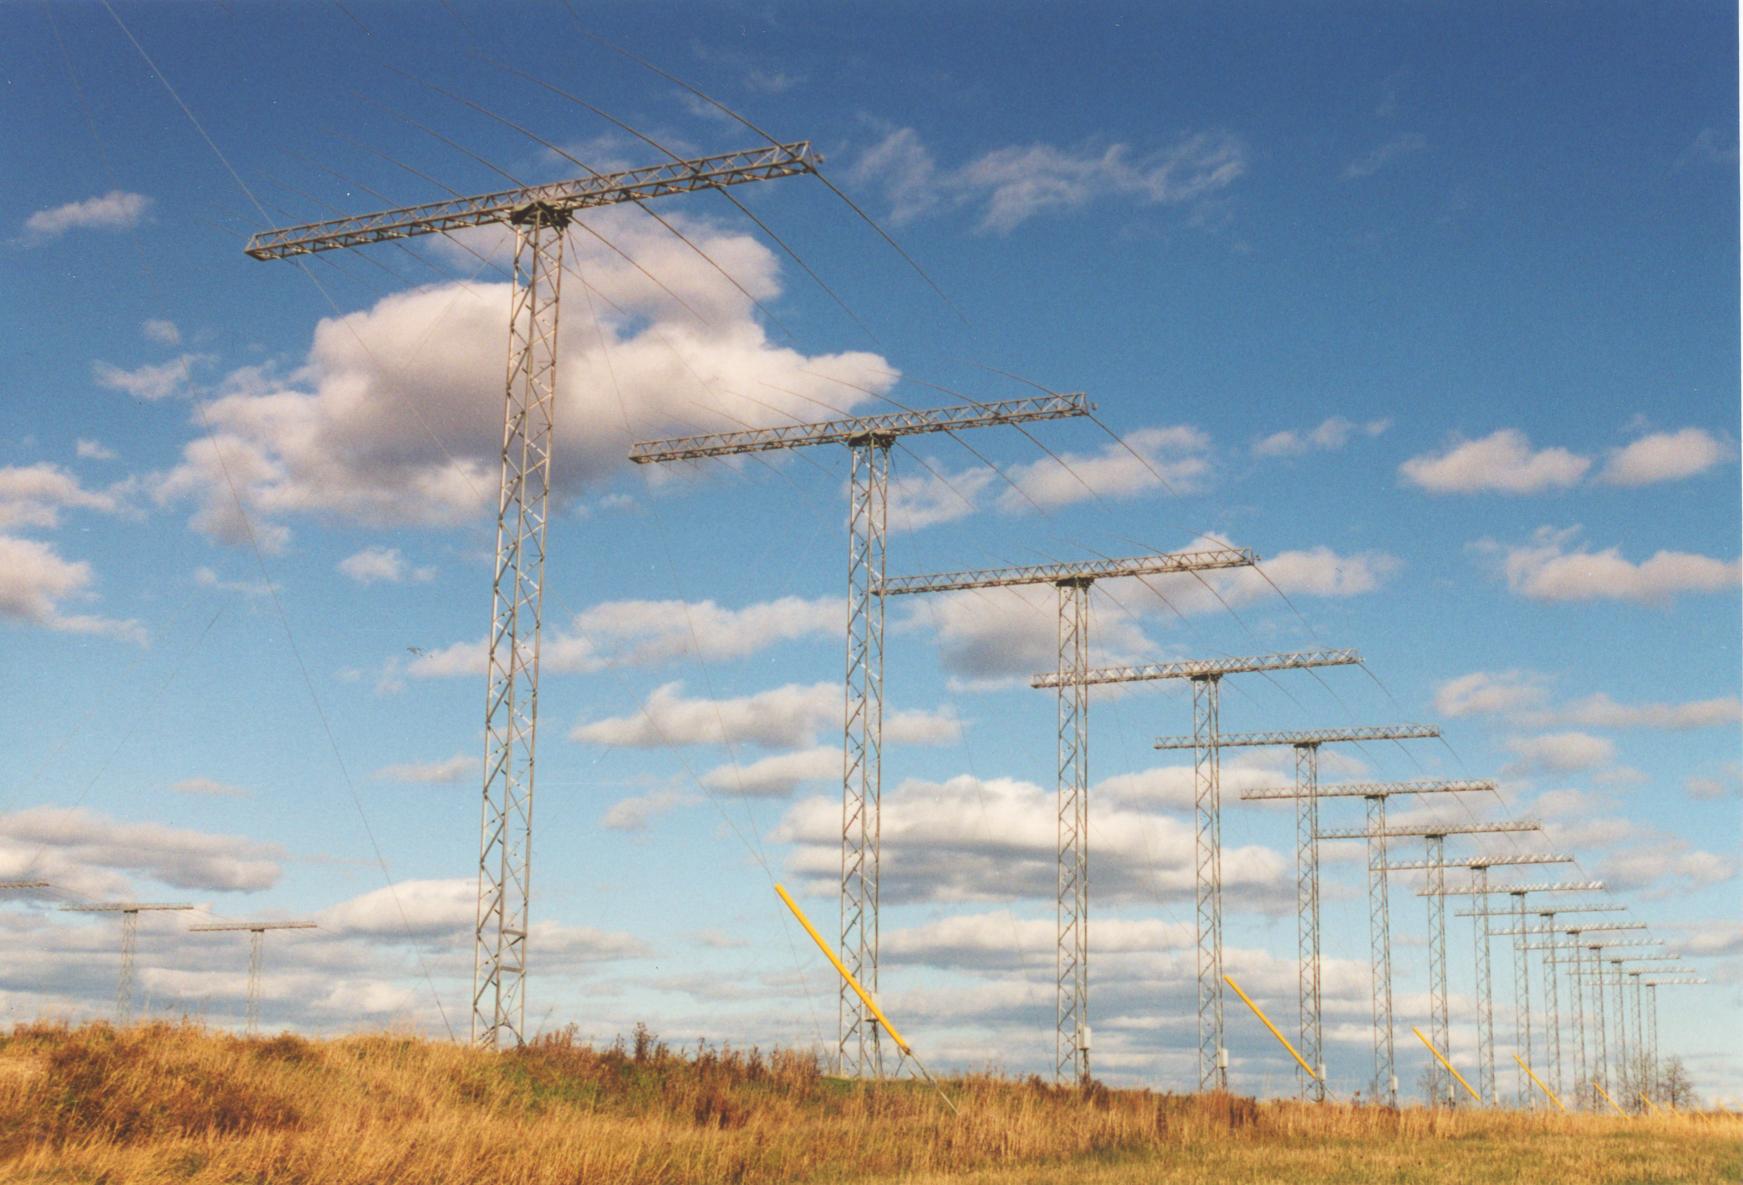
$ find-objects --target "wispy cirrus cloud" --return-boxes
[1342,132,1427,180]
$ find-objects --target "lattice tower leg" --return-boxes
[1543,916,1562,1098]
[1514,894,1533,1107]
[1646,984,1659,1103]
[839,435,889,1079]
[1629,975,1645,1103]
[1295,744,1325,1101]
[1365,796,1395,1105]
[1192,675,1226,1091]
[472,207,568,1049]
[1569,935,1587,1109]
[247,929,264,1036]
[1613,964,1629,1099]
[1055,580,1091,1084]
[1473,868,1495,1105]
[1425,835,1450,1106]
[1590,946,1608,1096]
[116,909,139,1023]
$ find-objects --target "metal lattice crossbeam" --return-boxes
[877,547,1255,596]
[189,922,318,1034]
[1388,852,1571,872]
[631,392,1090,462]
[1031,648,1361,689]
[1242,778,1494,801]
[1158,724,1438,750]
[245,143,819,258]
[1318,819,1539,840]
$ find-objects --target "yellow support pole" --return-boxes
[1592,1080,1628,1116]
[1412,1026,1481,1104]
[1638,1092,1663,1116]
[1223,974,1320,1082]
[774,883,911,1054]
[1513,1052,1567,1112]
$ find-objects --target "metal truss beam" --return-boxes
[1032,648,1361,690]
[189,922,317,1035]
[1425,836,1451,1106]
[246,143,818,258]
[880,547,1256,596]
[1056,579,1090,1083]
[1193,676,1226,1091]
[1296,745,1325,1101]
[1390,853,1572,872]
[1431,881,1605,896]
[1158,724,1438,750]
[61,903,192,1022]
[1366,795,1396,1105]
[1243,778,1492,801]
[1318,820,1538,840]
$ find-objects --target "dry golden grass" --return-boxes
[0,1021,1735,1184]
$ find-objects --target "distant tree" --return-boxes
[1658,1056,1698,1109]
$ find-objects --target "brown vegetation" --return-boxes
[0,1021,1735,1184]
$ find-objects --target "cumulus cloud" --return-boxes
[1399,429,1590,494]
[600,788,699,831]
[1433,670,1550,718]
[1252,416,1390,458]
[338,546,434,585]
[0,534,146,645]
[700,745,837,797]
[151,208,895,547]
[0,463,119,529]
[998,426,1212,510]
[1479,526,1739,604]
[849,126,1246,234]
[1686,764,1743,801]
[371,753,473,784]
[170,777,251,799]
[75,439,117,461]
[0,805,281,892]
[1505,731,1616,773]
[1597,428,1733,487]
[141,318,182,345]
[772,772,1289,908]
[1436,671,1736,731]
[1342,132,1428,180]
[92,353,210,401]
[570,680,956,750]
[1596,844,1735,896]
[22,190,151,241]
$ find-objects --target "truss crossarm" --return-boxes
[1321,820,1540,840]
[246,142,819,258]
[1511,922,1648,937]
[1387,852,1571,872]
[1642,977,1706,985]
[60,903,193,912]
[1455,902,1621,917]
[188,922,319,932]
[879,547,1257,596]
[1160,724,1438,750]
[1425,880,1604,896]
[1032,648,1361,689]
[631,393,1091,462]
[1243,778,1494,801]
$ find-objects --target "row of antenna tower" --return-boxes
[11,81,1702,1109]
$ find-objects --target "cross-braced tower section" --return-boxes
[247,142,824,1048]
[188,921,318,1034]
[60,903,193,1022]
[1035,649,1363,1092]
[880,547,1258,1083]
[635,392,1092,1077]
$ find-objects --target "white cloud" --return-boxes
[0,534,145,645]
[92,353,210,401]
[151,207,895,546]
[772,772,1289,907]
[371,754,473,784]
[338,546,434,585]
[571,680,955,750]
[1399,429,1590,494]
[1482,526,1739,604]
[849,127,1247,234]
[0,463,119,529]
[0,805,281,892]
[22,190,151,241]
[884,911,1194,971]
[1433,670,1550,717]
[701,745,837,797]
[75,439,117,461]
[999,426,1212,510]
[1542,693,1740,731]
[170,777,251,799]
[193,566,274,597]
[1686,764,1743,801]
[600,789,699,831]
[1505,731,1616,773]
[886,466,995,533]
[1342,133,1427,180]
[141,318,182,345]
[1596,844,1736,896]
[1598,428,1733,487]
[1252,416,1390,458]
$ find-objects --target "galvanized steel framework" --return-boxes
[1038,649,1362,1091]
[187,921,318,1033]
[59,903,192,1021]
[248,143,823,1049]
[884,547,1257,1083]
[637,393,1091,1077]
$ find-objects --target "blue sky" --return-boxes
[1,2,1738,1102]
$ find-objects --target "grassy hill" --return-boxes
[0,1021,1735,1183]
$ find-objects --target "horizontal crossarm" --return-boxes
[879,547,1257,596]
[631,393,1091,462]
[1423,880,1604,896]
[1032,648,1360,689]
[1159,724,1439,750]
[1242,778,1493,801]
[61,903,192,912]
[246,143,818,259]
[1319,820,1539,840]
[1388,852,1571,872]
[1455,902,1622,917]
[189,922,319,932]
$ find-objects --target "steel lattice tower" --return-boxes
[1037,649,1363,1091]
[60,903,192,1021]
[1184,726,1445,1101]
[879,546,1258,1083]
[637,393,1091,1076]
[189,921,318,1034]
[1425,836,1450,1103]
[248,142,822,1047]
[1639,977,1704,1104]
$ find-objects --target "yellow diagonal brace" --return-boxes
[1593,1080,1628,1116]
[1412,1026,1481,1103]
[1223,974,1319,1081]
[1513,1052,1566,1112]
[1639,1092,1663,1115]
[774,883,911,1055]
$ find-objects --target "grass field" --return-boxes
[1,1022,1735,1184]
